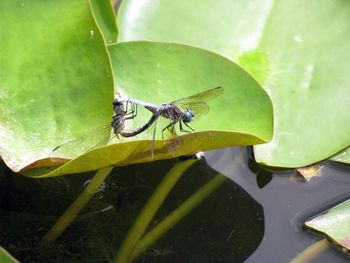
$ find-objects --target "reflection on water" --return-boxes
[0,147,349,262]
[205,146,350,263]
[0,155,263,262]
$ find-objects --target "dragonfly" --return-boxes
[111,94,158,138]
[50,94,134,157]
[52,87,223,158]
[113,87,223,156]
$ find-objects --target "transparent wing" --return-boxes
[159,120,180,156]
[51,124,115,158]
[170,87,223,105]
[150,118,158,159]
[175,101,209,117]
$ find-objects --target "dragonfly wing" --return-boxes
[51,124,114,157]
[176,101,209,117]
[162,122,180,155]
[150,117,158,159]
[170,87,223,104]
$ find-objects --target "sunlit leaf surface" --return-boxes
[117,0,350,167]
[90,0,118,44]
[25,42,273,178]
[108,42,273,143]
[0,0,114,172]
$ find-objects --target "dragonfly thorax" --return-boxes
[158,103,183,121]
[182,109,194,123]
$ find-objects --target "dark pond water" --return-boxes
[206,147,350,263]
[0,146,349,262]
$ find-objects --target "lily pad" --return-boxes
[90,0,118,44]
[331,147,350,165]
[26,42,273,178]
[305,199,350,251]
[108,42,272,142]
[117,0,350,167]
[1,2,273,176]
[0,247,19,263]
[0,0,114,172]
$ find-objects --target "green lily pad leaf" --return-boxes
[305,199,350,251]
[25,41,273,178]
[0,0,114,172]
[331,146,350,165]
[117,0,271,60]
[90,0,118,44]
[0,247,19,263]
[108,41,272,141]
[117,0,350,168]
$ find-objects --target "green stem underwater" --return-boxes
[42,166,114,242]
[114,159,197,263]
[130,174,226,261]
[290,239,329,263]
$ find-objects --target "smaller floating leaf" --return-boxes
[305,199,350,251]
[331,146,350,165]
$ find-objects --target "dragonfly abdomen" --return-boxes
[118,113,159,137]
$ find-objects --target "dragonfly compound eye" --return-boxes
[183,110,194,123]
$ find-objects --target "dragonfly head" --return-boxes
[112,99,125,115]
[182,109,194,123]
[113,98,123,106]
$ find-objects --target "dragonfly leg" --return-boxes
[183,121,195,132]
[134,103,138,118]
[125,100,130,114]
[179,120,194,133]
[130,103,137,118]
[179,120,187,132]
[162,121,177,139]
[124,103,138,120]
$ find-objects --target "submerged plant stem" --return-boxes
[290,239,329,263]
[130,174,226,261]
[42,166,114,242]
[114,159,197,263]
